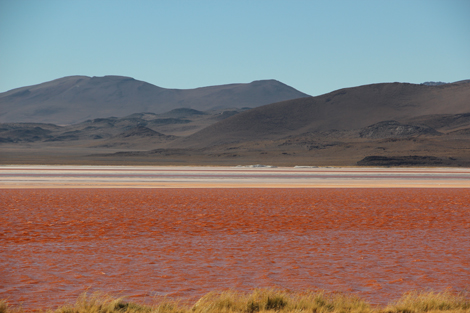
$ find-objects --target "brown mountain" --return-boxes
[0,76,309,124]
[2,80,470,167]
[173,81,470,148]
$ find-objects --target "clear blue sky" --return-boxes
[1,0,469,96]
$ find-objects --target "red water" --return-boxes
[1,188,469,310]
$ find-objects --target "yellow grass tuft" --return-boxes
[1,289,469,313]
[384,291,470,313]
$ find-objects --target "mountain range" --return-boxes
[174,80,470,148]
[1,77,469,167]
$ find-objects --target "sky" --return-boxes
[0,0,469,96]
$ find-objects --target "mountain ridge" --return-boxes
[0,76,310,124]
[2,79,470,167]
[170,81,470,148]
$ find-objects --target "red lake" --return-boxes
[1,188,469,310]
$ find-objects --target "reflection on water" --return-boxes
[1,188,469,310]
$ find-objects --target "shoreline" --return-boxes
[2,165,470,188]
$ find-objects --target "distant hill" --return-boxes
[0,76,309,124]
[0,107,248,145]
[172,81,470,148]
[2,79,470,167]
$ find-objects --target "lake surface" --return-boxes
[1,188,469,310]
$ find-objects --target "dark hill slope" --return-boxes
[173,81,470,148]
[0,76,309,124]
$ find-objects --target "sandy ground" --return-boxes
[1,165,470,188]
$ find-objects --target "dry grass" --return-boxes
[384,291,470,313]
[1,289,469,313]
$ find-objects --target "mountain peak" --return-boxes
[92,75,135,81]
[0,76,309,124]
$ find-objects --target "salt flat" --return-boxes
[1,165,470,188]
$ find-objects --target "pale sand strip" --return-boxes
[1,165,470,188]
[1,180,470,188]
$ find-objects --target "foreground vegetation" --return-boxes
[2,289,470,313]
